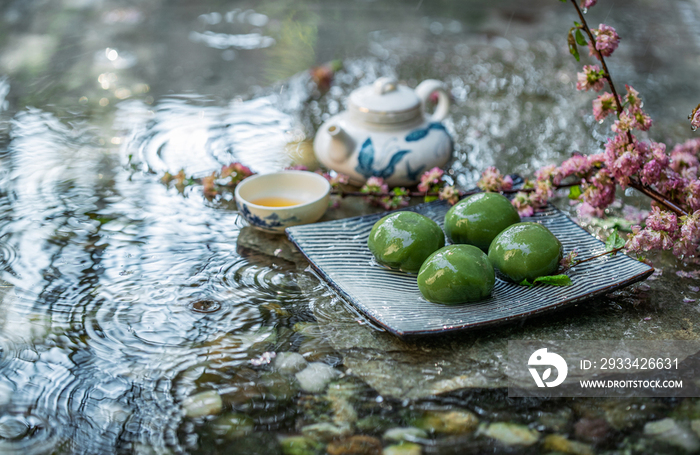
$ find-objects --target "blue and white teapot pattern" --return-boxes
[314,77,453,187]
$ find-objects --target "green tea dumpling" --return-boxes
[367,211,445,273]
[487,222,563,283]
[444,192,520,251]
[417,245,495,304]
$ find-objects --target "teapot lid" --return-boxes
[348,77,422,124]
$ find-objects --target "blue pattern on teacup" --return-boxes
[239,203,300,231]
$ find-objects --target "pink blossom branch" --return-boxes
[570,0,624,117]
[330,182,581,198]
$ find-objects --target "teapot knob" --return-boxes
[373,77,398,95]
[415,79,450,121]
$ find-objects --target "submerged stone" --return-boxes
[210,413,254,439]
[644,418,700,452]
[326,385,358,426]
[295,362,340,393]
[356,415,396,434]
[274,352,308,375]
[382,442,422,455]
[182,390,223,418]
[301,422,352,442]
[383,427,428,442]
[542,434,593,455]
[573,418,612,446]
[326,435,383,455]
[279,436,322,455]
[299,336,339,362]
[412,410,479,434]
[478,422,539,447]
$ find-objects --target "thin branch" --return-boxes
[628,178,688,216]
[331,182,580,198]
[574,246,624,265]
[570,0,625,116]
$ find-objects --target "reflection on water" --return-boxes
[117,93,301,176]
[0,0,699,453]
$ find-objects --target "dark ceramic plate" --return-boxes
[286,201,653,337]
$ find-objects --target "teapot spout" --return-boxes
[327,125,355,163]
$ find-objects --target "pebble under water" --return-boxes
[1,0,700,454]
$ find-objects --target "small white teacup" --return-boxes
[235,170,331,234]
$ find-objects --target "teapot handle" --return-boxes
[415,79,450,122]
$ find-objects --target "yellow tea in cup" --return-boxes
[251,196,304,207]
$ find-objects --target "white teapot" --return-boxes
[313,77,453,187]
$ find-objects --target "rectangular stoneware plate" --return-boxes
[285,201,654,337]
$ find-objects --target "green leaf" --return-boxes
[574,21,582,27]
[575,29,587,46]
[568,185,582,200]
[424,195,438,203]
[520,279,534,287]
[533,275,573,286]
[567,31,580,62]
[605,228,625,254]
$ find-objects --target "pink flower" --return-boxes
[645,206,678,233]
[682,166,698,181]
[418,166,444,192]
[604,134,644,186]
[641,159,665,186]
[362,177,389,194]
[592,93,618,121]
[559,154,594,180]
[630,108,652,131]
[648,140,668,162]
[581,0,597,9]
[511,192,534,217]
[626,226,674,253]
[656,168,688,198]
[686,180,700,211]
[438,185,460,205]
[285,164,309,171]
[588,24,620,59]
[576,65,605,92]
[220,162,254,183]
[582,169,616,208]
[202,172,217,197]
[587,153,606,166]
[532,179,554,206]
[672,138,700,157]
[378,187,410,210]
[611,111,634,133]
[625,85,642,109]
[477,167,513,192]
[673,211,700,257]
[560,249,579,271]
[321,172,349,187]
[535,164,562,185]
[670,148,699,174]
[691,105,700,131]
[502,175,514,190]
